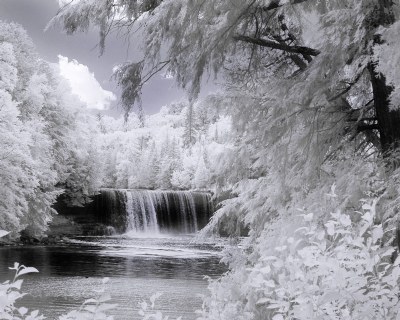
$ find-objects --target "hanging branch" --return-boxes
[114,60,170,123]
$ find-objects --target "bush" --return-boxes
[200,196,400,320]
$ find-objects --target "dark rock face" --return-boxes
[53,189,213,235]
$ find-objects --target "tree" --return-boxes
[50,1,400,158]
[0,21,102,237]
[193,154,209,189]
[50,2,400,318]
[0,83,33,234]
[0,21,58,236]
[183,103,196,147]
[50,0,400,246]
[367,1,400,155]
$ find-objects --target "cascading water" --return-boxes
[92,189,213,234]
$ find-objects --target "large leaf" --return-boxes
[17,267,39,277]
[0,230,9,238]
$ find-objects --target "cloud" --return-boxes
[58,55,116,110]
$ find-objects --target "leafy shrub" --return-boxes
[138,292,182,320]
[200,195,400,320]
[0,261,42,320]
[59,277,117,320]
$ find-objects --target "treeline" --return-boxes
[96,96,232,191]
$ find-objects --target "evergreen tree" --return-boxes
[183,103,196,147]
[193,154,209,190]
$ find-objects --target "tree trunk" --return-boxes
[368,0,400,157]
[369,1,400,256]
[368,63,400,155]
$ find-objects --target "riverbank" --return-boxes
[0,214,91,246]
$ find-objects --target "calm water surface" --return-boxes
[0,235,227,319]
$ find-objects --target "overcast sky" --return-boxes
[0,0,188,115]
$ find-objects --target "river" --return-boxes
[0,234,226,319]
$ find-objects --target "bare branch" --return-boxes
[288,54,307,70]
[141,60,170,85]
[262,0,310,11]
[233,34,320,56]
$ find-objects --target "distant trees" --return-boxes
[95,99,228,191]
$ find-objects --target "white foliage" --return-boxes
[201,195,400,320]
[0,21,103,236]
[97,96,225,191]
[0,42,18,92]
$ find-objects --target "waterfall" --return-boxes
[92,189,212,234]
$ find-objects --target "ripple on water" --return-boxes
[0,235,227,319]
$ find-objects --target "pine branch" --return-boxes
[233,34,320,56]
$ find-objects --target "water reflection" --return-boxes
[0,236,226,319]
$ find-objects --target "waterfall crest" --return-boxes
[93,189,212,234]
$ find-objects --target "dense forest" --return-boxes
[2,0,400,319]
[0,21,102,237]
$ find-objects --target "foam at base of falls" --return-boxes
[93,189,212,234]
[122,230,167,239]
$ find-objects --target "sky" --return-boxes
[0,0,187,115]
